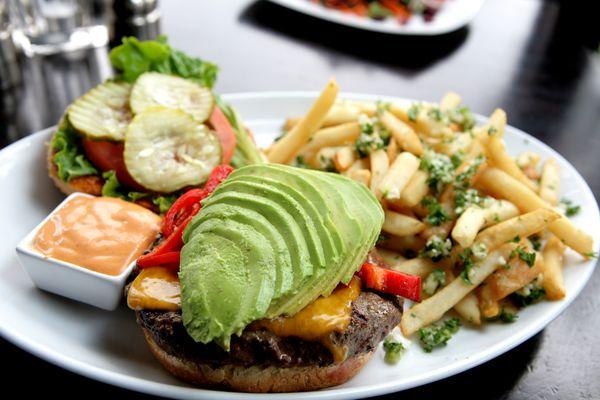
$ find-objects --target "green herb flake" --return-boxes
[418,318,461,353]
[559,198,581,217]
[420,235,452,262]
[422,197,450,226]
[382,336,406,364]
[407,103,421,122]
[510,247,536,267]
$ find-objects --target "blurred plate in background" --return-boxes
[265,0,485,35]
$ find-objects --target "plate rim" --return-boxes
[265,0,485,35]
[1,91,598,400]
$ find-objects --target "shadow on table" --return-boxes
[374,332,544,400]
[239,0,468,73]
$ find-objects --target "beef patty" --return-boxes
[137,291,402,368]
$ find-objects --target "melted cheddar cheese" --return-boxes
[127,267,181,311]
[127,271,361,362]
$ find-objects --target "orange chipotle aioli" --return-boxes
[34,196,161,276]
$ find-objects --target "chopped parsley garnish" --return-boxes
[421,197,450,226]
[418,318,461,353]
[486,308,518,323]
[449,106,476,130]
[407,103,421,122]
[584,251,599,259]
[376,233,389,246]
[453,188,483,215]
[427,107,443,122]
[457,244,487,284]
[510,235,521,243]
[355,116,389,158]
[529,234,542,251]
[559,198,581,217]
[423,269,446,296]
[293,155,311,169]
[420,151,455,194]
[382,336,406,364]
[450,152,464,168]
[487,126,498,136]
[512,281,545,306]
[510,247,536,267]
[454,155,485,190]
[421,235,452,262]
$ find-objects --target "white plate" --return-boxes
[0,92,598,399]
[266,0,485,35]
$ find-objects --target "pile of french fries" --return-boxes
[266,79,595,335]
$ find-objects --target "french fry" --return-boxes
[480,243,543,303]
[476,167,593,255]
[333,146,357,171]
[314,146,342,170]
[389,103,453,139]
[478,109,507,138]
[386,136,398,163]
[420,219,454,241]
[344,157,369,174]
[377,152,420,200]
[454,292,482,325]
[376,248,407,266]
[541,236,566,300]
[440,92,461,112]
[346,168,371,187]
[477,285,500,318]
[484,134,538,191]
[451,200,519,248]
[297,122,361,163]
[369,149,389,195]
[268,79,338,164]
[283,103,362,131]
[474,208,560,251]
[539,158,560,206]
[401,244,515,335]
[516,151,541,180]
[398,170,429,207]
[379,111,424,156]
[391,258,435,277]
[383,210,426,237]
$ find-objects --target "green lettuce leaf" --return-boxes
[109,35,218,87]
[102,170,176,213]
[51,120,98,182]
[214,95,265,168]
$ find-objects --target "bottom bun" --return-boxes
[141,327,373,393]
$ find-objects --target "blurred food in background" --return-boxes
[312,0,446,24]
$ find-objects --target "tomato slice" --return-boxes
[81,139,145,191]
[208,106,237,165]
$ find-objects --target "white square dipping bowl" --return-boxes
[15,192,136,311]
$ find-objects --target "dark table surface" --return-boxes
[1,0,599,399]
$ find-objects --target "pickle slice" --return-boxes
[67,81,132,141]
[124,107,221,193]
[130,72,213,122]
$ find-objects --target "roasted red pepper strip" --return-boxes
[136,251,180,270]
[203,164,234,194]
[359,262,422,302]
[162,165,234,237]
[162,189,204,237]
[137,216,192,269]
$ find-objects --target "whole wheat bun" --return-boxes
[141,327,373,393]
[46,137,103,196]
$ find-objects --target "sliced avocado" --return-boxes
[231,164,346,257]
[180,164,384,348]
[204,178,326,279]
[187,190,311,290]
[180,219,276,350]
[267,170,378,317]
[187,203,293,299]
